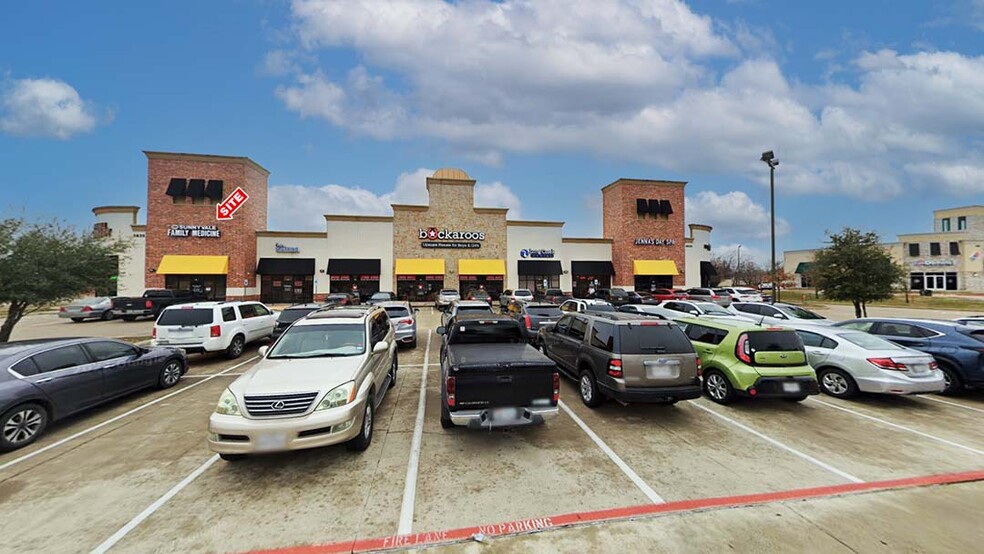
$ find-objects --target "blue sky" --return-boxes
[1,0,982,265]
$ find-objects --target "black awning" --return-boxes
[256,258,316,275]
[571,261,615,276]
[186,179,206,199]
[165,178,187,197]
[518,260,562,276]
[328,258,381,275]
[700,261,718,276]
[205,180,224,201]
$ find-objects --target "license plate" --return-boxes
[157,339,170,345]
[645,359,680,379]
[256,433,288,452]
[782,382,801,393]
[490,407,521,422]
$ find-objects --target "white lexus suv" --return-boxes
[207,306,397,460]
[153,301,278,359]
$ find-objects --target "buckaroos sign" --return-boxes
[418,227,485,249]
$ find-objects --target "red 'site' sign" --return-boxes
[216,187,249,221]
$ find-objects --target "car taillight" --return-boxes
[867,357,908,371]
[82,306,92,312]
[446,376,456,407]
[929,361,939,370]
[553,372,560,403]
[469,296,475,300]
[399,318,413,325]
[59,307,66,312]
[608,359,623,378]
[524,315,532,329]
[152,327,156,338]
[696,357,702,377]
[145,300,153,308]
[736,333,752,364]
[210,325,221,338]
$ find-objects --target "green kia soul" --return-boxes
[675,317,819,404]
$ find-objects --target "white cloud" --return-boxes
[686,190,790,241]
[0,77,104,139]
[268,167,523,230]
[714,242,771,266]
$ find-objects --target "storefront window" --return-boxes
[572,275,611,298]
[634,275,673,291]
[518,275,560,296]
[164,275,227,300]
[330,274,381,302]
[397,275,443,302]
[261,274,314,304]
[459,275,504,299]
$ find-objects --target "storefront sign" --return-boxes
[216,187,249,221]
[636,199,674,217]
[634,238,676,246]
[418,227,485,249]
[912,259,956,267]
[421,241,481,249]
[275,243,300,254]
[520,249,555,259]
[167,224,220,238]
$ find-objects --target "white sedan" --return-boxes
[635,300,754,322]
[729,302,833,326]
[785,324,944,398]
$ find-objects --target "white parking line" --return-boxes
[397,330,432,535]
[0,356,259,473]
[559,400,665,504]
[90,454,219,553]
[691,402,864,483]
[809,398,984,456]
[182,372,244,379]
[920,395,984,414]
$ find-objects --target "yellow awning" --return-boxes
[395,258,445,275]
[633,260,680,276]
[459,259,506,275]
[156,255,229,275]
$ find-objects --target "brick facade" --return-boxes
[602,179,687,288]
[144,152,268,300]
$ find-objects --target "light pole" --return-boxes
[735,244,742,286]
[760,150,779,303]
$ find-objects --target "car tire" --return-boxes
[225,335,245,360]
[409,338,417,349]
[219,453,246,462]
[157,359,185,389]
[440,403,454,429]
[121,316,137,322]
[346,399,374,452]
[817,367,858,398]
[938,363,963,395]
[70,318,84,323]
[0,403,48,452]
[101,310,114,321]
[703,370,736,405]
[578,369,604,408]
[388,354,398,389]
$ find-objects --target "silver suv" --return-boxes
[207,306,397,460]
[538,312,702,407]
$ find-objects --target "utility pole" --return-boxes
[761,151,779,303]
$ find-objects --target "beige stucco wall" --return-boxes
[782,249,817,288]
[685,225,712,288]
[325,218,394,293]
[94,207,146,297]
[561,240,613,292]
[257,233,333,297]
[506,223,564,290]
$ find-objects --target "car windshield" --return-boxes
[144,290,173,298]
[457,306,493,314]
[736,289,758,295]
[586,303,616,312]
[370,293,391,300]
[696,303,731,316]
[157,308,213,326]
[448,320,524,344]
[610,288,627,297]
[384,306,411,318]
[278,308,317,324]
[527,306,562,317]
[747,331,803,352]
[781,305,826,319]
[514,289,533,296]
[620,323,694,354]
[268,324,366,358]
[712,289,729,295]
[839,331,905,350]
[545,289,563,295]
[441,289,459,295]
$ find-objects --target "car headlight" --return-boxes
[316,381,356,411]
[215,389,241,416]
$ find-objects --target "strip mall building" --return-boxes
[93,152,716,303]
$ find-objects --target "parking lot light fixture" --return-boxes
[760,150,779,303]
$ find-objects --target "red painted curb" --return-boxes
[245,469,984,554]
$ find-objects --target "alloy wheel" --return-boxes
[362,403,373,438]
[3,408,43,445]
[580,375,593,403]
[942,371,951,389]
[706,374,728,401]
[822,372,849,396]
[231,338,244,357]
[162,362,182,386]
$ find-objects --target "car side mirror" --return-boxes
[689,310,700,316]
[414,308,419,313]
[373,341,389,353]
[776,313,788,320]
[258,345,269,357]
[437,326,447,335]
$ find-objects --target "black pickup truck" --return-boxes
[437,314,559,429]
[112,289,202,321]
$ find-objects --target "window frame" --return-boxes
[568,317,588,341]
[929,242,941,256]
[82,340,139,363]
[908,243,920,257]
[30,344,91,374]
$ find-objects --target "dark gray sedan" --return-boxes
[0,338,187,451]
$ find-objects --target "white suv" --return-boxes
[207,306,397,460]
[153,301,278,359]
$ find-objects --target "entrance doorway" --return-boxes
[164,275,227,300]
[634,275,673,292]
[397,275,444,302]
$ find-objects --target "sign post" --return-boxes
[216,187,249,221]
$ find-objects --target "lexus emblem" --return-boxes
[271,400,286,410]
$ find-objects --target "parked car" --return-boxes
[559,299,616,314]
[440,300,496,328]
[59,297,114,322]
[832,318,984,394]
[435,289,461,311]
[643,300,748,322]
[954,316,984,328]
[366,291,397,305]
[592,288,634,306]
[616,304,669,319]
[644,288,677,303]
[272,303,325,341]
[378,301,419,348]
[624,291,645,304]
[1,338,187,451]
[504,302,563,346]
[672,289,691,300]
[207,305,397,460]
[112,289,203,321]
[785,324,944,398]
[676,317,819,404]
[153,301,277,359]
[541,288,572,304]
[326,292,359,306]
[540,312,702,407]
[721,287,764,303]
[729,302,832,326]
[685,288,732,307]
[437,314,559,428]
[499,289,534,310]
[464,289,494,306]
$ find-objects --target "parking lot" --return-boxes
[2,308,983,553]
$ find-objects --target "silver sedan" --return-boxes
[58,297,114,322]
[786,323,944,398]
